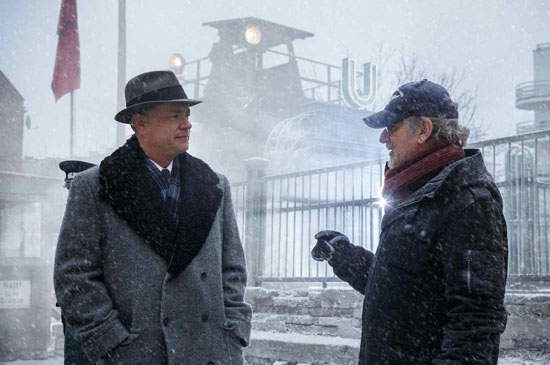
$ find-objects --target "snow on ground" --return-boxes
[2,352,550,365]
[498,350,550,365]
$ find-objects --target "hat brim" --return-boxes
[362,109,402,128]
[114,99,202,124]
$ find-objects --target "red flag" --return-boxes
[51,0,80,102]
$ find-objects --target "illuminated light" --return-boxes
[169,53,185,75]
[244,26,262,45]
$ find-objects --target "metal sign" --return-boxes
[341,58,377,109]
[0,280,31,309]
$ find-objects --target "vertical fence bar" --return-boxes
[315,173,321,276]
[283,177,290,277]
[269,179,275,278]
[292,176,297,277]
[308,174,313,278]
[278,177,283,277]
[300,174,305,277]
[350,168,357,242]
[534,137,540,274]
[360,166,365,246]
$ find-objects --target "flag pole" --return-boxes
[70,90,75,157]
[116,0,127,147]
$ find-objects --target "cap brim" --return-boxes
[362,109,402,128]
[114,99,202,124]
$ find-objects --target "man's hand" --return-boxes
[311,230,352,262]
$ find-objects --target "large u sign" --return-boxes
[341,58,377,109]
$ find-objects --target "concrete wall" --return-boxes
[242,287,550,365]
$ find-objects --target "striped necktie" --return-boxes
[161,168,171,188]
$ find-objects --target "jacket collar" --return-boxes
[381,149,488,229]
[395,149,486,207]
[98,134,222,278]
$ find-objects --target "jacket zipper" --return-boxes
[465,249,472,294]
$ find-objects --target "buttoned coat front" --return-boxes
[54,138,251,365]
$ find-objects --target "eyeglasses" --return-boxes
[385,122,403,136]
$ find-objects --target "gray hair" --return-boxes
[129,104,158,132]
[404,116,470,147]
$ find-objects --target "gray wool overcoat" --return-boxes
[54,139,251,365]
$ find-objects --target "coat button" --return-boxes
[207,362,214,365]
[201,314,209,322]
[200,272,207,280]
[163,317,170,326]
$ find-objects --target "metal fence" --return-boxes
[232,129,550,283]
[232,160,385,283]
[470,130,550,277]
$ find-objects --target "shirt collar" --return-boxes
[148,158,173,173]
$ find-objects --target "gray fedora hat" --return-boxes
[114,70,202,123]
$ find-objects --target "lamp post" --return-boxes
[116,0,127,147]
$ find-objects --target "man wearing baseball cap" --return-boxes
[312,80,508,364]
[55,71,251,364]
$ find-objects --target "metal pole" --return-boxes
[70,91,75,157]
[244,157,269,286]
[116,0,127,147]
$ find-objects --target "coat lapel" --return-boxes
[98,135,222,278]
[168,153,222,278]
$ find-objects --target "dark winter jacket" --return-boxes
[330,149,508,364]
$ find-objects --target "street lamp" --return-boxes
[169,53,185,75]
[244,26,262,45]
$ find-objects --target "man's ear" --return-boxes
[418,117,433,144]
[131,113,147,135]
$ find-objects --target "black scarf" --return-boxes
[98,135,222,278]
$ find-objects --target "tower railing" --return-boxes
[175,50,362,106]
[516,80,550,109]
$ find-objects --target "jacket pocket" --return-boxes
[222,321,244,365]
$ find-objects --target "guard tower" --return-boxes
[516,43,550,134]
[194,18,315,174]
[176,17,381,180]
[203,17,313,119]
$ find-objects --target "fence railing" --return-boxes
[470,129,550,278]
[233,130,550,284]
[233,159,385,283]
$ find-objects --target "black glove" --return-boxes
[311,230,352,263]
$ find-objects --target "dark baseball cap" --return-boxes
[363,79,458,128]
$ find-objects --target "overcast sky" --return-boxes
[1,0,549,158]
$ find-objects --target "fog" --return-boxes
[1,1,550,363]
[0,1,549,159]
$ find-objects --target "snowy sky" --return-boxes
[0,0,549,158]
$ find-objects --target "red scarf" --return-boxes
[382,144,465,205]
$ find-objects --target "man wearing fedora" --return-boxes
[312,80,508,364]
[54,71,251,365]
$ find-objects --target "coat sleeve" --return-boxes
[220,176,253,346]
[329,244,374,295]
[434,196,508,365]
[54,173,130,362]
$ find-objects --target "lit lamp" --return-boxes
[244,26,262,45]
[169,53,185,75]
